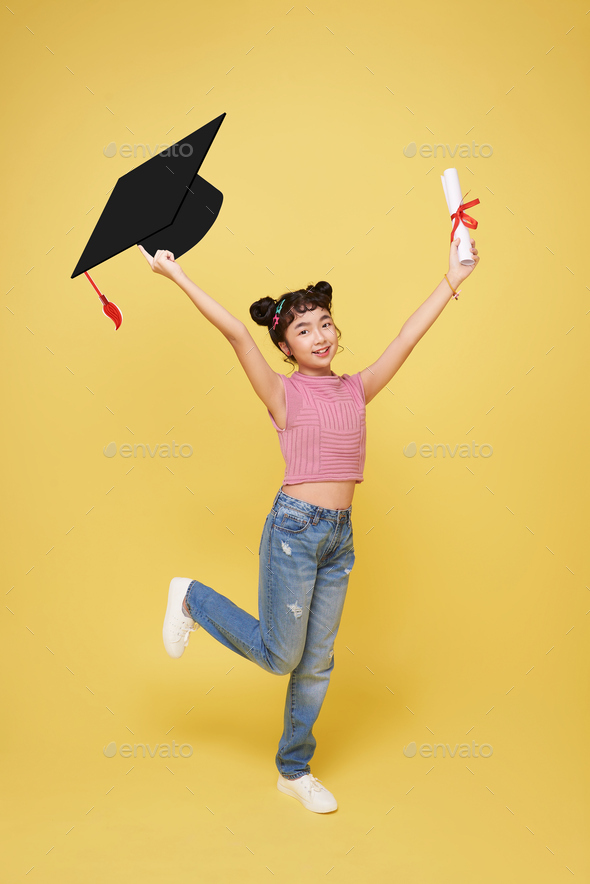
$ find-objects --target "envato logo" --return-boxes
[103,741,193,758]
[403,741,493,758]
[403,441,493,458]
[403,141,493,159]
[103,441,193,458]
[103,142,194,159]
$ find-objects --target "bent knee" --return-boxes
[271,654,302,676]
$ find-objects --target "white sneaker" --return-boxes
[277,772,338,813]
[163,578,199,658]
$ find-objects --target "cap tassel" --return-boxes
[84,271,123,330]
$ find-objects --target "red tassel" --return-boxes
[84,272,123,330]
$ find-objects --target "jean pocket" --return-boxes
[275,505,312,534]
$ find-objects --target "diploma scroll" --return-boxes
[440,168,480,265]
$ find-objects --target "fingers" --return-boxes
[455,237,480,258]
[137,244,181,277]
[451,236,480,269]
[137,244,153,267]
[153,249,175,263]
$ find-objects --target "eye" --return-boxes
[299,322,332,336]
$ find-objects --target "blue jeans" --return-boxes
[184,487,356,780]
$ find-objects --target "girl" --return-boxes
[139,235,480,813]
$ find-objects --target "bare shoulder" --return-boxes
[231,325,286,423]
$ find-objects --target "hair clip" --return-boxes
[272,298,286,330]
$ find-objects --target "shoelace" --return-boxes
[169,613,197,646]
[303,774,324,794]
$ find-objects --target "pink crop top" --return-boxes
[267,370,367,485]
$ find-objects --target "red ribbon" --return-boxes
[450,193,480,243]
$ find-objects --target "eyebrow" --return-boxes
[292,313,332,331]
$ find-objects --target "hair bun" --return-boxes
[249,296,276,327]
[312,280,332,297]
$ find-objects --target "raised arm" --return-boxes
[137,246,283,414]
[360,236,480,405]
[138,246,244,342]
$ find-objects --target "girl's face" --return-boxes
[280,306,337,371]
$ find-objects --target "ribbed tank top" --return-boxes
[267,370,366,485]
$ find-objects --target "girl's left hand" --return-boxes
[448,237,480,285]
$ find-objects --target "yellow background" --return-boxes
[2,0,589,880]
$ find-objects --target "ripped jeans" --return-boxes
[184,487,355,780]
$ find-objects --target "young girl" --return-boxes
[139,236,480,813]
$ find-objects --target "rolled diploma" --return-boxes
[441,167,475,265]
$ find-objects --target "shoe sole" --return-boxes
[277,778,337,813]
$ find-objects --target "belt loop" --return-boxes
[312,508,321,526]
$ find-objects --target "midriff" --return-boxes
[281,481,356,510]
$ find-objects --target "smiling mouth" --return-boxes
[313,346,330,355]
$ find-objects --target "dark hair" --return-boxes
[249,281,343,371]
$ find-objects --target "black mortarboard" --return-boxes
[71,112,226,279]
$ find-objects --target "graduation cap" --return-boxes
[72,112,226,329]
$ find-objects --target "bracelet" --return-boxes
[444,273,461,300]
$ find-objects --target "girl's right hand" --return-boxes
[137,245,184,283]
